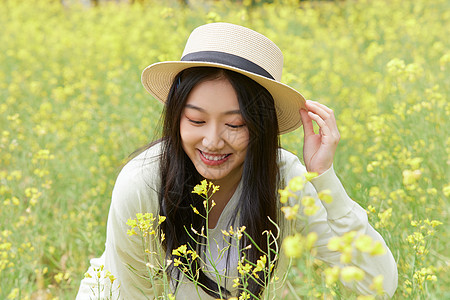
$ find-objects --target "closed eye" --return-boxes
[187,118,205,125]
[227,124,246,129]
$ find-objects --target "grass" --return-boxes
[0,0,448,298]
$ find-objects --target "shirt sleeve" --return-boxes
[282,152,398,298]
[76,147,164,299]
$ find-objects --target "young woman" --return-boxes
[77,23,397,299]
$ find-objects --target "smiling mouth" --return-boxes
[198,150,231,165]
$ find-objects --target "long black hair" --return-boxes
[158,67,280,298]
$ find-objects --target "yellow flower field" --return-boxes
[0,0,448,298]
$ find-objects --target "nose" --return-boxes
[202,124,225,151]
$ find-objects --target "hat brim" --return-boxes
[141,61,306,134]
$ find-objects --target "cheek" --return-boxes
[180,123,200,148]
[228,131,249,150]
[179,119,191,140]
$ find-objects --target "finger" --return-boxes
[305,101,331,122]
[309,110,340,145]
[306,100,338,133]
[306,100,333,114]
[307,111,332,137]
[300,109,315,137]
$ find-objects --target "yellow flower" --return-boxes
[283,234,303,258]
[212,185,220,194]
[187,250,199,261]
[306,232,318,250]
[236,226,246,240]
[387,58,406,75]
[411,220,420,227]
[340,266,365,282]
[430,220,443,227]
[301,196,315,207]
[443,184,450,197]
[278,188,295,204]
[192,179,208,196]
[324,266,340,285]
[172,244,187,256]
[304,172,318,181]
[173,258,182,267]
[304,205,319,216]
[375,208,393,229]
[237,262,252,275]
[281,204,299,220]
[253,255,267,273]
[369,241,386,256]
[192,180,220,198]
[7,288,19,299]
[318,189,333,203]
[402,169,421,187]
[126,218,137,228]
[239,291,250,300]
[232,278,240,288]
[228,226,235,235]
[300,196,320,216]
[287,176,305,192]
[340,246,353,263]
[341,231,357,244]
[105,271,116,284]
[158,215,166,224]
[126,229,137,236]
[370,274,385,295]
[355,234,374,253]
[327,236,342,252]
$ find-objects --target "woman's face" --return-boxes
[180,78,249,187]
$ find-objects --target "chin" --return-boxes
[195,166,230,181]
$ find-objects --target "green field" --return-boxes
[0,0,449,298]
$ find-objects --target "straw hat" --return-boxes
[141,22,306,134]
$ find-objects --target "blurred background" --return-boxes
[0,0,448,299]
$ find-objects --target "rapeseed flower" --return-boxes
[340,266,365,282]
[1,0,448,298]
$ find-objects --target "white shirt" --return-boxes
[76,143,398,299]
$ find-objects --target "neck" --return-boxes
[206,171,243,229]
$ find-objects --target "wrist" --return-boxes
[306,162,333,175]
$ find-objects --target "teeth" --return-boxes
[202,152,228,161]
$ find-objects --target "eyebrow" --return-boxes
[185,104,242,115]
